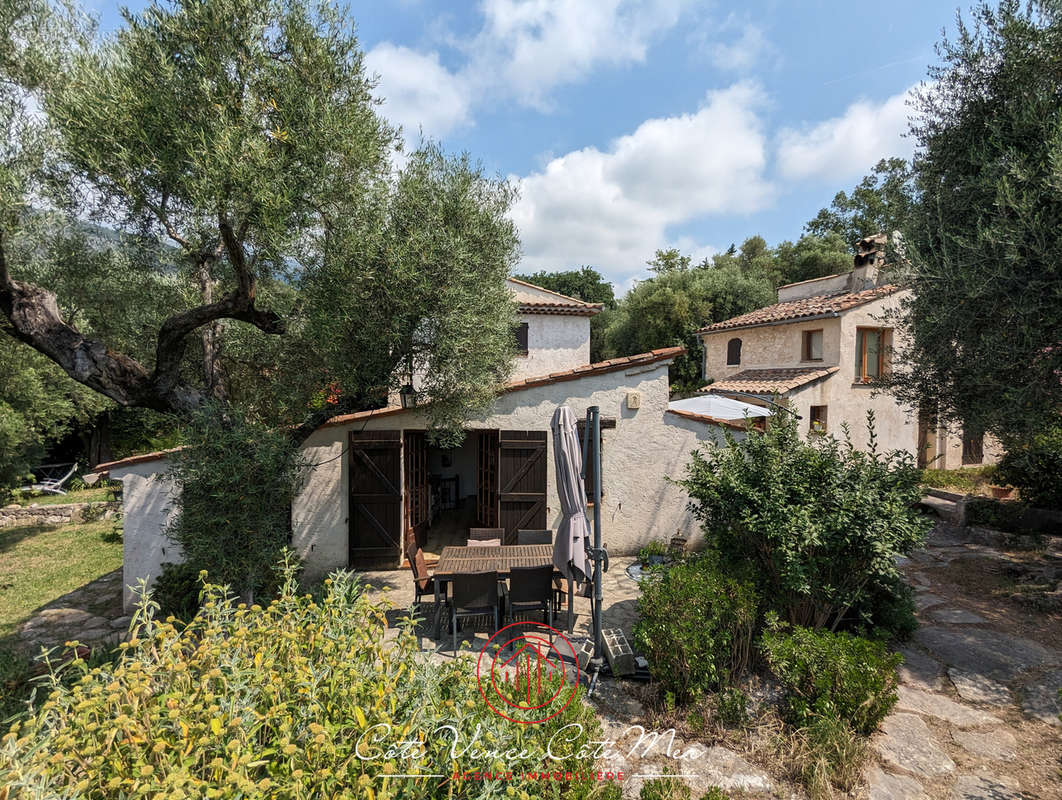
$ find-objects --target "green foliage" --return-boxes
[637,538,670,565]
[919,465,998,493]
[715,687,748,726]
[151,562,202,621]
[0,561,601,798]
[164,408,308,602]
[891,2,1062,440]
[787,712,868,800]
[996,425,1062,509]
[760,622,901,734]
[638,776,729,800]
[804,158,915,247]
[679,413,930,632]
[633,556,759,701]
[515,267,615,307]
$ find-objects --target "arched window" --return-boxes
[726,337,742,366]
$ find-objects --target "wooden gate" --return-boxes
[498,431,547,544]
[476,429,499,527]
[348,430,402,565]
[404,431,428,553]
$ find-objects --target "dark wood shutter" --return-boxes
[498,430,547,544]
[726,337,742,365]
[348,430,402,565]
[476,429,499,527]
[403,431,428,551]
[514,322,529,355]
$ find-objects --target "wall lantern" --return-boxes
[399,384,417,409]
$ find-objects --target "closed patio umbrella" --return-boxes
[551,406,591,632]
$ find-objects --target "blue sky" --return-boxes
[89,0,957,289]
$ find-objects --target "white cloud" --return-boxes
[511,82,772,285]
[775,86,916,181]
[704,21,768,72]
[366,0,691,139]
[363,43,473,141]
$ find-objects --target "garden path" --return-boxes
[868,523,1062,800]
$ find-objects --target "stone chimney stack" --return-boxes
[849,233,887,291]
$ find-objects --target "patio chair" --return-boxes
[408,548,448,613]
[450,571,502,654]
[506,565,554,634]
[517,529,552,545]
[469,528,504,547]
[19,462,77,496]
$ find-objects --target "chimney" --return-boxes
[849,233,887,291]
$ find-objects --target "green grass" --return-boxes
[0,519,123,638]
[13,486,114,507]
[920,465,998,494]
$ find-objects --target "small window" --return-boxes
[802,329,823,361]
[514,322,529,356]
[962,428,984,465]
[809,405,828,435]
[726,338,742,366]
[856,328,885,381]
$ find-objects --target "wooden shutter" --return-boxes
[403,431,428,551]
[476,429,499,527]
[514,322,529,355]
[348,430,402,565]
[498,431,547,544]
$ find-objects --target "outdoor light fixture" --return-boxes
[399,384,417,409]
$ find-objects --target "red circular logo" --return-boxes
[476,622,579,724]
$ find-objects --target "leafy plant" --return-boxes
[0,558,600,798]
[633,555,759,701]
[164,408,308,603]
[919,465,998,493]
[760,621,901,735]
[787,713,868,800]
[715,687,748,726]
[996,425,1062,510]
[679,412,929,632]
[150,562,203,621]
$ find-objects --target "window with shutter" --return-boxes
[726,338,742,365]
[514,322,529,356]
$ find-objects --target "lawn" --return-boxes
[13,486,115,507]
[0,519,123,638]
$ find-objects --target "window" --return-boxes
[809,405,828,435]
[962,428,984,465]
[856,327,886,382]
[802,329,823,361]
[514,322,529,356]
[726,337,742,365]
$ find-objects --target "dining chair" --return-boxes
[506,565,554,635]
[408,548,447,613]
[450,571,502,654]
[517,529,552,545]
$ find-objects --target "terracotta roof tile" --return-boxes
[705,366,839,395]
[507,277,603,316]
[698,285,899,333]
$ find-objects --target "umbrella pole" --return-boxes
[567,577,574,633]
[589,405,604,663]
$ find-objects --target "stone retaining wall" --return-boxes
[0,501,120,528]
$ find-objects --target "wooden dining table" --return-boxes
[431,544,555,638]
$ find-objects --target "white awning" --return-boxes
[667,394,772,420]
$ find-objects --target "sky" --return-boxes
[88,0,959,290]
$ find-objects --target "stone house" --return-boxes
[697,236,1002,469]
[99,278,742,608]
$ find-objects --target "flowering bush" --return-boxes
[0,560,602,799]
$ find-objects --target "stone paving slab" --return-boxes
[865,766,928,800]
[952,729,1017,760]
[947,669,1010,705]
[951,773,1023,800]
[930,608,987,625]
[896,686,1002,728]
[913,625,1060,680]
[1020,669,1062,727]
[898,646,946,691]
[875,713,955,778]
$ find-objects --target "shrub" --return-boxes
[919,465,996,493]
[150,562,203,621]
[844,576,918,641]
[787,713,867,800]
[760,622,901,735]
[679,412,930,632]
[0,559,600,799]
[165,407,309,603]
[996,426,1062,509]
[715,687,748,726]
[633,556,759,701]
[639,775,730,800]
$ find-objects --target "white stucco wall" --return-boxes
[110,459,180,610]
[702,318,843,382]
[293,360,737,582]
[511,313,591,381]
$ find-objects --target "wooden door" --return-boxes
[476,429,499,527]
[498,430,547,544]
[348,430,402,565]
[404,431,428,552]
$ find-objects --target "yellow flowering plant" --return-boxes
[0,556,605,799]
